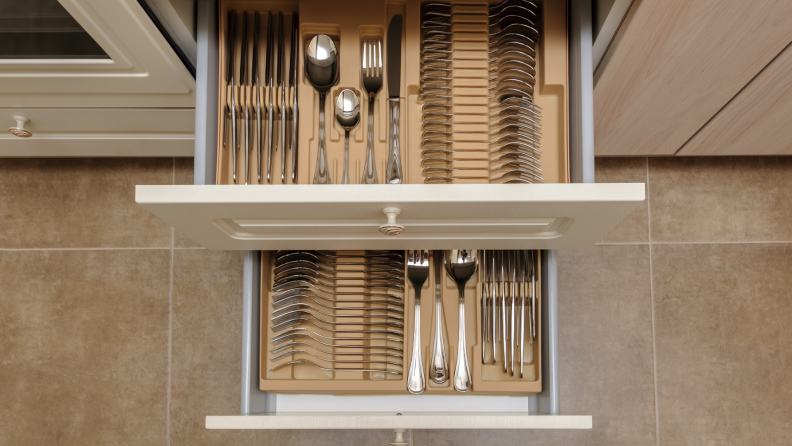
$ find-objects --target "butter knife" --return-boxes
[385,15,403,184]
[288,13,299,183]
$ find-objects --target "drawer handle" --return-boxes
[378,207,405,236]
[9,116,32,138]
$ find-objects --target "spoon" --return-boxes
[335,89,361,184]
[444,249,478,392]
[305,35,339,184]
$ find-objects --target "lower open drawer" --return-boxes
[259,250,541,396]
[206,249,592,430]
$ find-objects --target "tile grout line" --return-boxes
[647,158,661,446]
[596,241,792,246]
[166,158,175,446]
[0,247,173,251]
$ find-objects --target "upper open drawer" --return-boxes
[136,183,644,250]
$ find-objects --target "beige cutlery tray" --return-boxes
[259,251,542,396]
[216,0,568,185]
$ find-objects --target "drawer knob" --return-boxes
[9,116,32,138]
[378,207,404,236]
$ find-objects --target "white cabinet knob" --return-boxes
[378,207,405,236]
[9,116,32,138]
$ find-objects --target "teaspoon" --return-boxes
[335,89,361,184]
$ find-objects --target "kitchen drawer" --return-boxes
[207,249,592,430]
[145,0,605,432]
[0,108,194,157]
[136,0,644,250]
[258,251,541,396]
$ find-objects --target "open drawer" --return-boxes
[143,0,613,432]
[135,0,644,251]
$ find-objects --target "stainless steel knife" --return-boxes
[226,11,238,183]
[288,13,299,183]
[252,12,262,184]
[385,15,403,184]
[265,12,274,183]
[240,11,249,184]
[277,12,287,184]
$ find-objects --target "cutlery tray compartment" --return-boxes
[259,250,541,395]
[216,0,568,185]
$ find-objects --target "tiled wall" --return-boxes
[1,157,790,446]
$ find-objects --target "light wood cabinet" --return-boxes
[593,0,792,156]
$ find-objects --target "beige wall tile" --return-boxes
[169,249,393,445]
[649,157,792,242]
[417,245,657,446]
[173,157,203,248]
[0,250,171,446]
[596,157,649,244]
[653,244,792,445]
[0,159,174,249]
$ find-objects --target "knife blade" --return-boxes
[252,12,262,184]
[277,12,287,183]
[240,12,250,184]
[288,13,299,183]
[265,12,275,183]
[385,15,403,184]
[227,11,238,183]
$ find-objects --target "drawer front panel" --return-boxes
[135,183,645,250]
[0,108,194,157]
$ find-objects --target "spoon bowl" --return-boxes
[335,89,361,184]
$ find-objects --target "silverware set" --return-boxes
[407,249,477,393]
[479,250,537,378]
[269,248,538,390]
[268,250,406,376]
[419,0,542,183]
[224,11,299,184]
[304,15,403,185]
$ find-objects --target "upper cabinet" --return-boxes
[0,0,195,108]
[0,0,196,157]
[593,0,792,156]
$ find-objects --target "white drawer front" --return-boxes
[135,183,644,250]
[0,108,194,157]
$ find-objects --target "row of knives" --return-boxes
[224,11,299,185]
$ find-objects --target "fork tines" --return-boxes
[362,40,383,78]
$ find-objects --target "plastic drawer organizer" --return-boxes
[135,0,643,437]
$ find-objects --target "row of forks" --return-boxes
[268,250,406,375]
[480,250,538,378]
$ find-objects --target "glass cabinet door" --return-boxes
[0,0,108,59]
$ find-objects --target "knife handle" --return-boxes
[386,98,403,184]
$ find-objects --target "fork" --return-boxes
[407,249,429,394]
[361,39,383,184]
